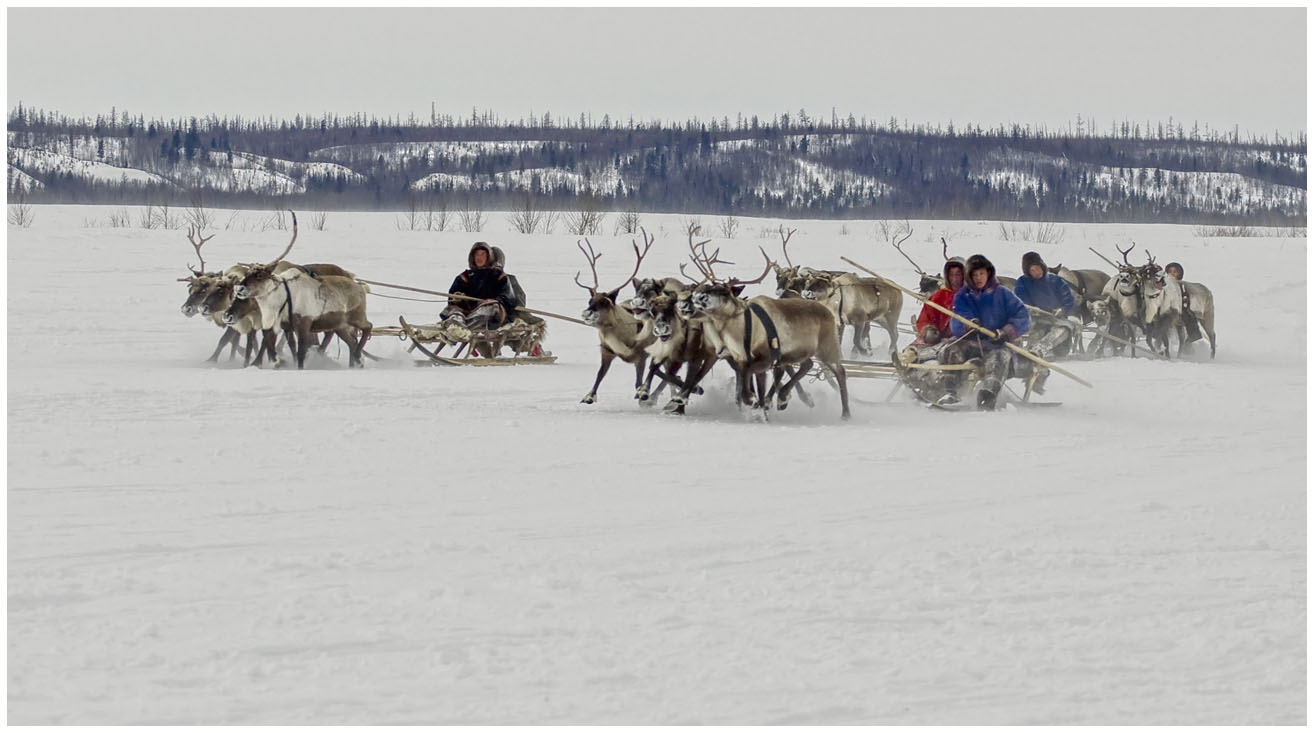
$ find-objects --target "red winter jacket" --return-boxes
[914,287,957,344]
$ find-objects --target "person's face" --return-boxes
[1166,266,1182,280]
[947,266,964,289]
[473,249,489,267]
[1027,264,1045,279]
[971,268,989,289]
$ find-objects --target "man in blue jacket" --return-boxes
[949,254,1036,410]
[1013,251,1077,359]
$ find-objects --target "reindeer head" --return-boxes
[800,270,838,300]
[576,234,652,327]
[233,213,298,300]
[688,246,773,318]
[644,294,684,342]
[180,275,220,317]
[199,278,236,318]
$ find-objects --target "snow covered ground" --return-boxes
[7,206,1306,724]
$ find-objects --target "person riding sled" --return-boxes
[900,256,968,402]
[949,254,1046,410]
[440,242,520,333]
[1162,261,1202,343]
[1013,250,1078,359]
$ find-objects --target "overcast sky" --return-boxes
[6,7,1307,137]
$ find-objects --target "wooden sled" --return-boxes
[385,316,556,366]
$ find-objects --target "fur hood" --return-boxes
[965,254,998,291]
[1022,250,1047,274]
[467,242,495,269]
[943,256,967,287]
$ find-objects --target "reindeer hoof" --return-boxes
[581,394,596,405]
[635,388,650,402]
[776,399,789,411]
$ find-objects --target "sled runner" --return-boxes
[378,316,557,366]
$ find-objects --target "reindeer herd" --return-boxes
[178,213,374,369]
[176,214,1218,421]
[1092,244,1217,359]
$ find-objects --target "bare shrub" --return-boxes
[839,223,850,236]
[310,211,328,231]
[506,192,547,234]
[397,195,423,231]
[107,208,132,228]
[613,207,641,235]
[875,218,912,245]
[1034,222,1066,245]
[426,194,450,232]
[1192,224,1259,237]
[458,196,487,232]
[183,190,213,232]
[718,214,739,239]
[223,210,241,230]
[683,217,703,237]
[564,196,607,235]
[138,204,157,229]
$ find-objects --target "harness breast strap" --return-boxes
[745,303,782,366]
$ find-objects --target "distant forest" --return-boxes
[7,105,1307,225]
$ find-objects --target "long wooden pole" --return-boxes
[359,279,587,326]
[1088,247,1121,270]
[841,256,1093,389]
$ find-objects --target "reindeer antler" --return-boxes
[727,247,775,287]
[779,225,797,267]
[888,227,926,275]
[941,237,950,261]
[573,238,603,294]
[1116,243,1136,266]
[186,225,215,275]
[607,228,657,292]
[266,210,299,266]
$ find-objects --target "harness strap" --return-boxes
[745,303,782,366]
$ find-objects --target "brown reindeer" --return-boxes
[800,270,903,357]
[687,244,850,420]
[577,235,657,404]
[638,292,715,414]
[228,212,372,368]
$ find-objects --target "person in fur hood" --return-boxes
[1013,250,1078,359]
[948,254,1043,410]
[440,242,520,331]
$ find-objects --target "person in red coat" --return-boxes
[913,257,966,347]
[899,257,968,403]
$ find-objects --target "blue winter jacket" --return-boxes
[950,278,1031,342]
[1013,272,1075,316]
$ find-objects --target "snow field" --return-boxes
[6,207,1306,723]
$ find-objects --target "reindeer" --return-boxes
[577,235,657,404]
[687,243,850,420]
[177,226,255,363]
[799,270,902,358]
[638,292,715,414]
[228,212,372,368]
[1137,250,1187,358]
[1050,263,1111,326]
[1093,243,1148,356]
[1172,275,1217,358]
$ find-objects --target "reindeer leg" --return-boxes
[318,332,333,353]
[243,332,256,366]
[582,350,616,404]
[637,359,659,404]
[776,359,815,410]
[295,318,313,369]
[633,355,650,401]
[336,327,362,367]
[206,327,237,363]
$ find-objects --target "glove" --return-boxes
[1053,307,1065,317]
[992,325,1015,344]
